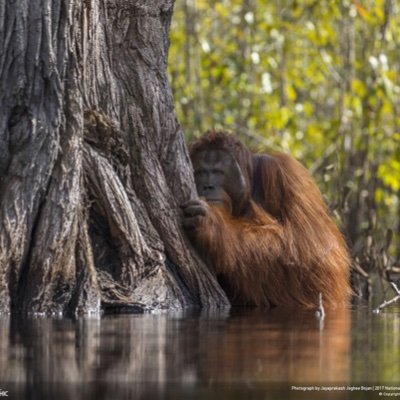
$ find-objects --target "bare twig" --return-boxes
[320,49,342,84]
[391,281,400,295]
[310,143,337,175]
[387,266,400,274]
[315,293,325,320]
[352,262,369,278]
[373,282,400,313]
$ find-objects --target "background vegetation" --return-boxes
[168,0,400,299]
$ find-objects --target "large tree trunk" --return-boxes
[0,0,229,314]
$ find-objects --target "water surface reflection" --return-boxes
[0,306,399,399]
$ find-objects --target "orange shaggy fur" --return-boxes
[190,131,351,309]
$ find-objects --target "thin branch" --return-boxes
[373,282,400,313]
[310,143,337,175]
[319,49,342,84]
[391,281,400,295]
[315,292,325,320]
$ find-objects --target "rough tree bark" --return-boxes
[0,0,229,314]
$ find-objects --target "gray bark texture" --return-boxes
[0,0,229,314]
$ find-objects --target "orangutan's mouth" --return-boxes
[205,198,224,205]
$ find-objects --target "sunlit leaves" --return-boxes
[378,161,400,192]
[168,0,400,249]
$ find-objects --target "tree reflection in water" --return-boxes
[0,307,398,399]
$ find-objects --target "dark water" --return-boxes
[0,306,399,400]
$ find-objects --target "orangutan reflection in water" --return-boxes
[197,307,350,383]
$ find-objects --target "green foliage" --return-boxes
[169,0,400,265]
